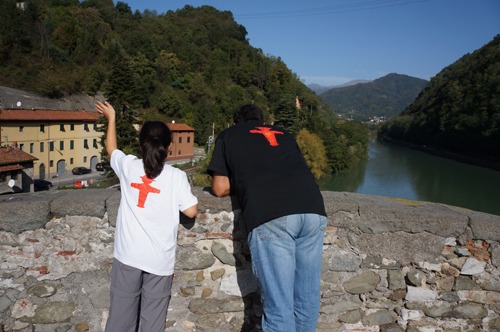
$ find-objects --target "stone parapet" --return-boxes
[0,188,499,331]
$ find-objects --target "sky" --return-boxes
[118,0,499,87]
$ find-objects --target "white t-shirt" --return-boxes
[111,149,198,276]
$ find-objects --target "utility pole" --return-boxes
[207,123,214,151]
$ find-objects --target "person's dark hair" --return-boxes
[233,104,264,124]
[139,121,172,179]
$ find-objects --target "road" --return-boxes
[44,155,205,189]
[47,171,107,189]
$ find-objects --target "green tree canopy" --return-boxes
[296,129,328,180]
[381,35,500,156]
[0,1,370,174]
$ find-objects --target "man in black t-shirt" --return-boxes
[208,104,327,332]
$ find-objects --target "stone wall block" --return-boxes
[491,243,500,269]
[452,302,488,319]
[188,297,245,314]
[343,271,380,294]
[447,207,500,242]
[461,257,487,275]
[211,240,237,266]
[104,191,120,227]
[387,270,406,290]
[24,301,76,324]
[405,286,438,302]
[353,231,445,265]
[0,194,51,233]
[361,309,397,326]
[50,189,114,218]
[176,245,216,270]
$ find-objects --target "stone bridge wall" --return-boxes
[0,188,499,331]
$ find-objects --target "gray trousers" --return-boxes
[105,259,173,332]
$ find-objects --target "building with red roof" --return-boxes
[0,145,38,193]
[0,109,102,179]
[166,122,195,161]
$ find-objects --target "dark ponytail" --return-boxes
[139,121,172,179]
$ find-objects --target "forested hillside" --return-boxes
[381,35,500,157]
[0,0,368,176]
[319,73,428,121]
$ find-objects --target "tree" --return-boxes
[100,61,140,156]
[296,129,328,180]
[0,3,371,174]
[274,94,299,134]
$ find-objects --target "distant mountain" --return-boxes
[307,84,332,94]
[307,79,372,94]
[381,35,500,158]
[335,79,372,88]
[319,74,428,121]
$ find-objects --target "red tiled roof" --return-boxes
[0,109,100,122]
[0,164,24,172]
[166,123,195,132]
[0,146,38,165]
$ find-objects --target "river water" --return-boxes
[318,140,500,216]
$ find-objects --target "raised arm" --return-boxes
[95,101,117,156]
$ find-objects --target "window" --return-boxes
[179,137,182,143]
[60,124,65,132]
[83,156,87,163]
[50,160,54,167]
[187,136,191,143]
[70,158,74,165]
[178,150,181,155]
[60,141,64,151]
[93,139,98,148]
[70,124,74,131]
[19,126,24,132]
[84,139,89,149]
[93,124,98,131]
[70,140,74,150]
[84,124,89,132]
[20,144,24,151]
[49,141,54,152]
[40,142,44,153]
[30,143,34,153]
[40,124,45,133]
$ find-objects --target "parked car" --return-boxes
[96,162,110,172]
[72,167,92,175]
[34,179,53,191]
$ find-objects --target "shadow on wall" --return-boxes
[180,187,262,331]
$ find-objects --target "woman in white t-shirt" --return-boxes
[96,101,198,332]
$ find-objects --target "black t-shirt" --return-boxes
[208,121,326,233]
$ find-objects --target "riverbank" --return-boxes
[380,136,500,171]
[319,139,500,216]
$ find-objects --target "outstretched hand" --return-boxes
[96,101,118,155]
[95,101,116,121]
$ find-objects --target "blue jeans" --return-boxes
[248,214,327,332]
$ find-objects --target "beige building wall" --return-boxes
[0,121,102,179]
